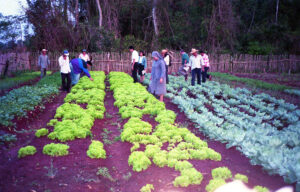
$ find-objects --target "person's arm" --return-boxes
[38,55,41,67]
[47,56,50,66]
[200,56,204,69]
[160,60,166,83]
[144,57,147,69]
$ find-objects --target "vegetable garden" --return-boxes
[0,71,299,192]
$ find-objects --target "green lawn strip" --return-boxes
[210,72,293,91]
[0,71,51,91]
[0,72,60,127]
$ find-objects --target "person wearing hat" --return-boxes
[69,57,93,85]
[38,48,50,78]
[79,49,90,62]
[200,50,211,82]
[58,50,71,92]
[188,48,204,86]
[161,49,170,84]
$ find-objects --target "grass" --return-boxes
[96,167,115,182]
[211,72,293,91]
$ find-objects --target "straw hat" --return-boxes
[190,48,198,54]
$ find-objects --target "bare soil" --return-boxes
[0,81,293,192]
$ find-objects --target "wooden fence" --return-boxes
[1,52,300,76]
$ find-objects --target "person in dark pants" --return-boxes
[200,50,211,82]
[161,49,170,84]
[137,51,147,83]
[58,50,71,92]
[129,46,139,83]
[188,48,204,86]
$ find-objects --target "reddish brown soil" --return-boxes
[0,81,293,192]
[232,73,300,89]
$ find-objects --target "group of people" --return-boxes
[38,49,93,93]
[129,46,211,102]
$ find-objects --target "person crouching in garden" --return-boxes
[137,51,147,83]
[58,50,71,92]
[70,57,93,85]
[161,49,170,84]
[149,51,166,102]
[129,46,139,83]
[189,48,204,86]
[200,50,211,82]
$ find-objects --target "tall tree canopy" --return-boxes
[3,0,300,54]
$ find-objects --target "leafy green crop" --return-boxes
[35,128,49,138]
[43,143,69,156]
[205,179,226,192]
[0,72,60,127]
[87,140,106,159]
[128,151,151,172]
[140,184,154,192]
[254,185,270,192]
[234,173,248,183]
[212,167,232,180]
[18,145,37,158]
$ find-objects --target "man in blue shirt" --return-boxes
[69,58,93,85]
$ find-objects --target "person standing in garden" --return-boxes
[149,51,166,102]
[161,49,171,84]
[38,48,50,78]
[79,49,90,62]
[189,48,203,86]
[129,46,139,83]
[137,51,147,83]
[179,49,190,81]
[69,58,93,85]
[200,50,211,82]
[58,50,71,92]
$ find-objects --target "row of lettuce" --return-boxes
[144,74,300,189]
[109,72,270,192]
[18,71,107,160]
[0,72,60,127]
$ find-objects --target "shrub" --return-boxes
[211,167,232,180]
[43,143,69,156]
[18,145,37,158]
[87,140,106,159]
[35,128,49,138]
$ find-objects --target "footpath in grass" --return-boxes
[0,71,290,192]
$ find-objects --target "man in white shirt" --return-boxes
[188,48,204,86]
[58,50,71,92]
[79,49,90,62]
[161,49,170,84]
[129,46,139,83]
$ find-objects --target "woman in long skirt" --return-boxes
[149,51,166,102]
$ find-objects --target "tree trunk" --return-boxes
[152,0,159,37]
[95,0,103,28]
[63,0,68,22]
[275,0,279,24]
[75,0,79,25]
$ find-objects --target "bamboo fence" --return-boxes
[1,52,300,76]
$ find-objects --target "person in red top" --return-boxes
[200,50,212,82]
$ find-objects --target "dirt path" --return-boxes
[0,79,291,192]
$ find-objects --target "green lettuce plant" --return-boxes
[18,145,37,158]
[35,128,49,138]
[87,140,106,159]
[43,143,69,156]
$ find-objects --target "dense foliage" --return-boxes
[2,0,299,54]
[0,72,60,127]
